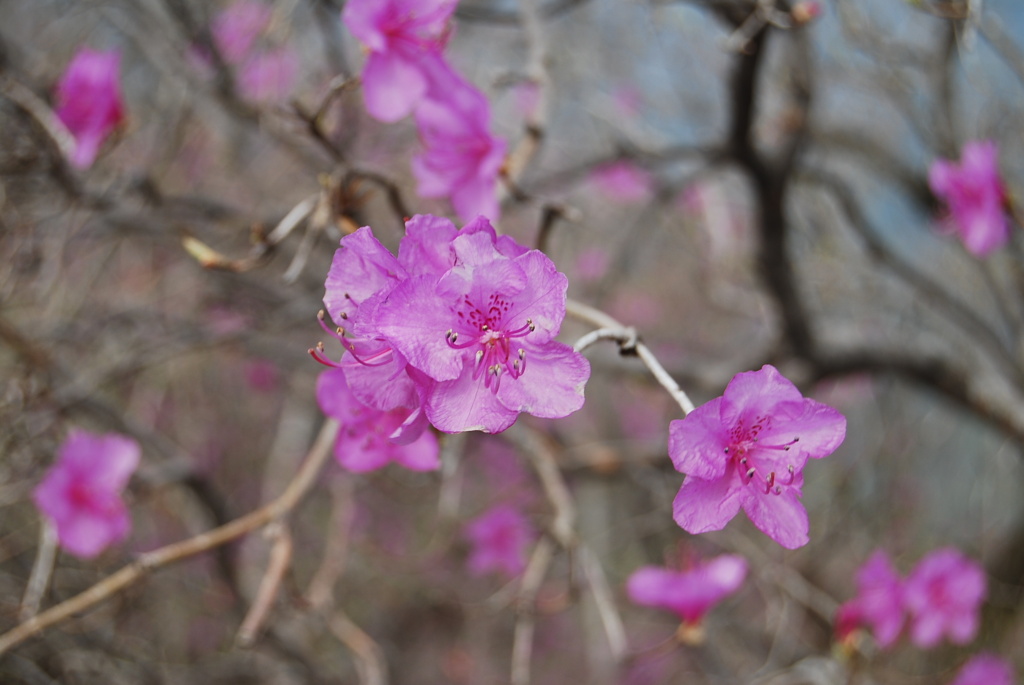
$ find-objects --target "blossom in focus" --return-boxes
[317,368,439,473]
[342,0,457,122]
[951,653,1015,685]
[54,48,126,169]
[903,547,987,648]
[669,364,846,549]
[464,504,534,577]
[834,550,906,648]
[211,0,272,63]
[32,429,140,558]
[412,61,507,222]
[929,141,1011,257]
[589,161,653,203]
[626,554,747,625]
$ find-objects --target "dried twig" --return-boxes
[236,522,294,648]
[19,520,58,622]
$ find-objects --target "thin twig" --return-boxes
[578,545,628,662]
[326,610,389,685]
[19,520,58,622]
[236,522,294,648]
[511,536,556,685]
[0,419,340,655]
[566,299,696,415]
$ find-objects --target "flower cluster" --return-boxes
[33,429,140,558]
[312,214,589,469]
[951,653,1016,685]
[463,504,535,578]
[55,48,126,169]
[836,548,987,649]
[342,0,506,221]
[929,140,1012,257]
[668,365,846,549]
[626,554,747,628]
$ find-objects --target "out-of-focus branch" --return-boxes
[18,521,57,622]
[0,419,340,655]
[511,536,556,685]
[236,522,294,648]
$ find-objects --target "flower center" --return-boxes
[445,293,536,392]
[722,415,800,495]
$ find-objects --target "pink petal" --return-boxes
[672,474,742,535]
[363,51,429,122]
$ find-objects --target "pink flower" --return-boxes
[464,504,534,577]
[929,141,1011,256]
[54,48,126,169]
[412,61,507,221]
[238,47,299,103]
[669,365,846,549]
[343,0,457,122]
[317,367,439,473]
[574,247,610,282]
[212,1,272,64]
[589,161,654,203]
[835,550,906,648]
[32,429,140,558]
[903,547,986,648]
[951,653,1015,685]
[626,555,747,625]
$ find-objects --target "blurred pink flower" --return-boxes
[589,161,653,203]
[33,429,140,558]
[574,247,610,282]
[343,0,457,122]
[244,358,280,392]
[903,547,986,648]
[513,82,541,118]
[611,85,642,118]
[669,365,846,549]
[929,141,1011,257]
[951,653,1015,685]
[238,47,299,103]
[55,48,126,169]
[464,504,534,577]
[212,0,272,64]
[412,61,507,221]
[835,550,906,648]
[791,1,822,25]
[316,367,439,473]
[626,554,747,625]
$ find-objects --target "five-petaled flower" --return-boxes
[951,653,1015,685]
[464,504,534,578]
[929,140,1012,257]
[835,550,906,648]
[669,365,846,549]
[626,554,747,627]
[32,429,140,558]
[903,547,987,648]
[342,0,457,122]
[55,48,126,169]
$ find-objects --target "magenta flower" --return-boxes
[342,0,457,122]
[589,161,654,203]
[903,547,986,648]
[929,141,1011,257]
[669,365,846,549]
[951,653,1015,685]
[626,554,747,625]
[32,429,140,558]
[464,504,534,577]
[411,60,507,222]
[238,47,298,103]
[316,368,439,473]
[211,1,272,64]
[835,550,906,648]
[54,48,126,169]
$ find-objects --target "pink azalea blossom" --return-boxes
[32,429,140,558]
[903,547,986,648]
[574,247,610,282]
[589,161,654,203]
[929,141,1011,257]
[627,555,747,626]
[317,367,439,473]
[669,365,846,549]
[238,47,299,103]
[317,215,589,434]
[951,653,1015,685]
[211,1,272,64]
[412,61,507,221]
[835,550,906,648]
[54,48,126,169]
[464,504,534,577]
[342,0,457,122]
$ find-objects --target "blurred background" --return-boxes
[1,0,1023,682]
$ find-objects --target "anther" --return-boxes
[745,467,756,480]
[475,350,484,366]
